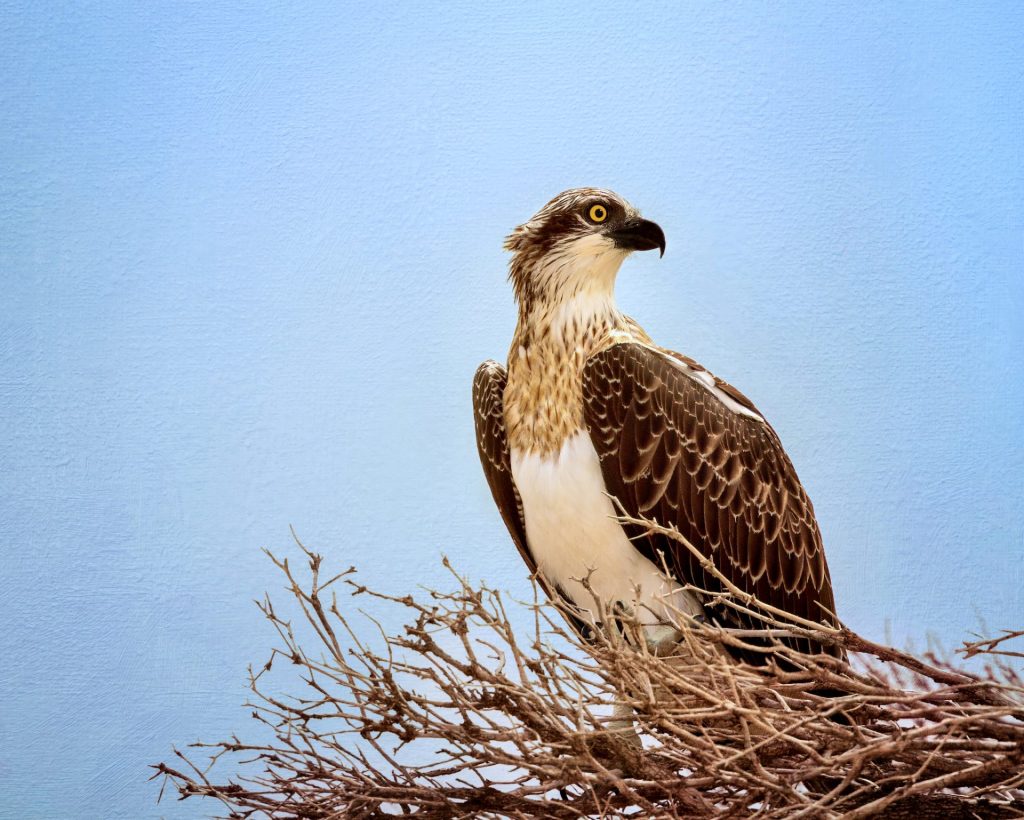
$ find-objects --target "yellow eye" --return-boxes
[588,204,608,223]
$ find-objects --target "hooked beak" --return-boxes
[606,218,666,257]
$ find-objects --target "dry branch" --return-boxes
[154,532,1024,819]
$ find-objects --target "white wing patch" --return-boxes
[642,344,765,422]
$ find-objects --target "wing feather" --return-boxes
[473,361,532,572]
[581,342,840,659]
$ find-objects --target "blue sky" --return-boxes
[1,2,1022,817]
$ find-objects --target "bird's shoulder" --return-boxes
[585,336,767,424]
[474,360,520,480]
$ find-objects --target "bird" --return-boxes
[473,188,840,663]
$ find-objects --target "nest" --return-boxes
[155,530,1024,818]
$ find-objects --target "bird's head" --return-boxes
[505,188,665,311]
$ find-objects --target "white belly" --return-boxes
[510,431,702,631]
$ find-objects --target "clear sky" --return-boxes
[1,2,1022,817]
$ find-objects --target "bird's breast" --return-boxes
[510,431,702,628]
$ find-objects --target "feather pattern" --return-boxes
[473,361,531,570]
[581,342,841,658]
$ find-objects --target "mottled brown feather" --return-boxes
[473,362,530,567]
[581,343,841,659]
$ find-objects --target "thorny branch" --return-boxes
[154,528,1024,819]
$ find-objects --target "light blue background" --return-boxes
[2,2,1022,817]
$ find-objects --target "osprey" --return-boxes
[473,188,839,660]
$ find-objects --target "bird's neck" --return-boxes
[505,289,639,456]
[516,288,623,349]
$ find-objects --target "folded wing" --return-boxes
[581,342,840,658]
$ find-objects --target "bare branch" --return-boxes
[155,535,1024,819]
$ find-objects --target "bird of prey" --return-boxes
[473,188,840,661]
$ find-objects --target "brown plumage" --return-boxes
[582,343,838,657]
[473,188,840,662]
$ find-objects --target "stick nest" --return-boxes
[154,533,1024,819]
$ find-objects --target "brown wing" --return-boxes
[473,361,533,571]
[581,342,841,659]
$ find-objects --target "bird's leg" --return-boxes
[600,601,645,750]
[644,623,684,655]
[608,699,643,751]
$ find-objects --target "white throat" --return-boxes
[526,236,628,342]
[538,233,628,292]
